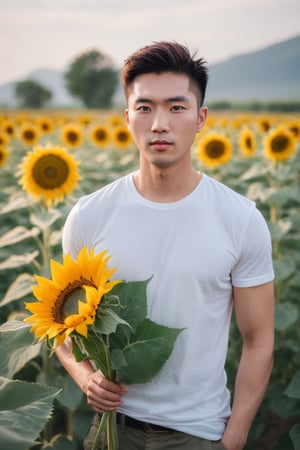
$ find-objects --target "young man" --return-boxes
[56,42,274,450]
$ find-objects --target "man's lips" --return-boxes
[150,140,172,150]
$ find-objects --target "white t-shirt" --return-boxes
[62,172,274,440]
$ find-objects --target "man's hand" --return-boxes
[86,371,127,413]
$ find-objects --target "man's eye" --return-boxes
[137,106,150,112]
[171,105,185,111]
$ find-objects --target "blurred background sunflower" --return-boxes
[111,125,133,149]
[264,125,297,161]
[1,119,16,139]
[0,147,9,167]
[0,131,10,147]
[35,115,55,135]
[89,123,111,148]
[238,126,257,157]
[197,132,232,167]
[18,122,40,146]
[60,122,84,149]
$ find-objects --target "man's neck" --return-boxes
[133,165,202,203]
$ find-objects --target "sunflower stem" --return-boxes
[65,408,74,440]
[91,412,108,450]
[41,225,52,276]
[42,342,54,374]
[91,411,118,450]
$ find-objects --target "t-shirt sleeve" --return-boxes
[231,207,274,287]
[62,201,85,259]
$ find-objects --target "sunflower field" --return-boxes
[0,109,299,450]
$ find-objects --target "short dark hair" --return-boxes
[121,41,208,106]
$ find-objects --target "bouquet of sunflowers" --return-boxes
[24,247,183,450]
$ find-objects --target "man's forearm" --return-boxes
[55,341,96,394]
[223,344,274,450]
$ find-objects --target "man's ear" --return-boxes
[196,106,208,133]
[125,108,130,130]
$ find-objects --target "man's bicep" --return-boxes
[233,282,274,344]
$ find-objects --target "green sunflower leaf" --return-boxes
[0,273,35,306]
[111,318,184,384]
[93,307,132,335]
[0,225,40,248]
[30,208,62,231]
[289,424,300,450]
[37,372,83,411]
[0,377,61,450]
[285,370,300,399]
[0,250,39,270]
[0,322,41,378]
[275,302,299,331]
[107,279,150,331]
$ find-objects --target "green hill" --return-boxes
[207,34,300,102]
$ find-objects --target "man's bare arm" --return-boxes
[222,281,274,450]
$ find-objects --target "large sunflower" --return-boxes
[89,123,111,148]
[238,126,256,157]
[112,125,133,149]
[197,132,232,167]
[264,125,296,162]
[19,122,40,146]
[60,123,84,149]
[19,144,80,207]
[24,247,122,349]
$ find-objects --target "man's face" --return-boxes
[125,72,207,169]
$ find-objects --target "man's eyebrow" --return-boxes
[134,95,189,103]
[134,97,153,104]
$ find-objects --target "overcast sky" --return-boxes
[0,0,299,85]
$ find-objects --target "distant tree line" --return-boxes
[14,48,300,112]
[14,49,119,109]
[207,100,300,112]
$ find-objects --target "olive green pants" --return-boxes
[83,414,226,450]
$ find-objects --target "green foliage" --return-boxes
[15,79,52,109]
[207,100,300,112]
[0,377,60,450]
[65,49,119,108]
[0,322,41,378]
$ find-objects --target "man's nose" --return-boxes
[151,110,169,133]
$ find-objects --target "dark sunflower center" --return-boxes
[0,151,4,162]
[245,137,253,149]
[54,279,96,323]
[24,130,35,141]
[95,129,107,141]
[67,131,79,143]
[32,154,70,189]
[206,140,225,159]
[42,123,50,131]
[271,135,289,153]
[290,126,299,137]
[117,131,128,142]
[261,121,270,132]
[6,126,14,135]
